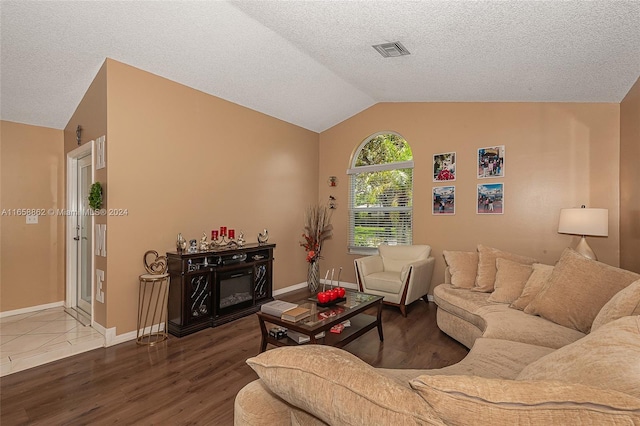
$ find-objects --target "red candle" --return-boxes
[220,226,226,236]
[229,229,235,239]
[212,230,219,240]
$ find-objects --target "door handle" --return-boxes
[73,236,80,241]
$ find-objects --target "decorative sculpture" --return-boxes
[258,229,269,245]
[199,232,209,251]
[176,233,187,252]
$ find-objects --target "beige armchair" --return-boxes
[354,245,435,317]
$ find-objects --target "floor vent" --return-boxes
[372,41,410,58]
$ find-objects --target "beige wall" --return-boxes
[64,62,108,326]
[3,56,633,335]
[0,121,65,311]
[620,77,640,273]
[319,103,621,291]
[104,59,319,333]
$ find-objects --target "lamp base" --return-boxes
[574,236,597,261]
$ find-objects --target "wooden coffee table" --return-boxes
[257,291,384,352]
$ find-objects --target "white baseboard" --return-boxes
[273,282,308,296]
[0,301,65,318]
[426,294,434,302]
[91,321,107,336]
[102,323,168,347]
[273,280,358,297]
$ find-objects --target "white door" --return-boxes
[75,154,93,315]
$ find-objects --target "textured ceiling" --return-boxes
[1,1,639,133]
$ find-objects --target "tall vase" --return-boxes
[307,260,320,293]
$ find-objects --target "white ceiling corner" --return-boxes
[1,1,639,133]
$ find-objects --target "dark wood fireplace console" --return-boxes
[166,243,275,337]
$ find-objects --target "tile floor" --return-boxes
[0,307,104,377]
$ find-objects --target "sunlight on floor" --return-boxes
[0,307,104,376]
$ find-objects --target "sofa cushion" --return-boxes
[511,263,554,311]
[443,250,478,288]
[477,304,585,349]
[474,244,537,292]
[525,248,640,333]
[517,316,640,399]
[488,258,533,304]
[245,345,445,425]
[410,375,640,425]
[421,338,554,380]
[362,271,402,294]
[378,337,538,387]
[592,279,640,331]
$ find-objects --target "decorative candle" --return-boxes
[220,226,226,236]
[212,230,219,240]
[229,229,235,239]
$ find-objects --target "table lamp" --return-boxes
[557,206,608,260]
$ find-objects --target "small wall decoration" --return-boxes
[433,186,455,215]
[433,152,456,182]
[96,135,106,169]
[327,176,338,187]
[329,195,337,210]
[477,183,504,214]
[96,224,107,256]
[88,182,103,210]
[477,145,505,178]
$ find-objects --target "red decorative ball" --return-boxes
[329,289,338,301]
[317,292,330,304]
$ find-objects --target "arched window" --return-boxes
[348,132,414,254]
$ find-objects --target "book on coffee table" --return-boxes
[281,306,311,322]
[287,330,325,344]
[261,300,298,317]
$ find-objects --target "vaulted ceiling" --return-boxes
[1,1,639,132]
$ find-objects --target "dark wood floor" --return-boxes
[0,290,467,425]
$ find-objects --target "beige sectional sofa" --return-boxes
[234,247,640,425]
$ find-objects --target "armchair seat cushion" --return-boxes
[363,271,403,294]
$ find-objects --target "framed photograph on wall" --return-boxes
[433,152,456,182]
[477,183,504,214]
[477,145,504,178]
[433,186,455,215]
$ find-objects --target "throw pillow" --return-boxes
[245,345,442,425]
[488,258,533,304]
[473,244,537,293]
[443,250,478,289]
[525,248,640,333]
[517,316,640,400]
[410,374,640,425]
[591,279,640,331]
[512,263,555,311]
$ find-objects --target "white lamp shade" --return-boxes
[558,208,608,237]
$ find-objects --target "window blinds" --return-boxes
[348,165,413,252]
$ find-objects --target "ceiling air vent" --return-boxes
[372,41,410,58]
